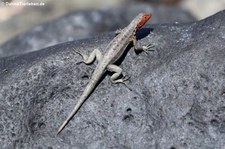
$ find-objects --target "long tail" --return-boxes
[57,69,103,134]
[57,93,88,134]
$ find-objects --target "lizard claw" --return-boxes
[142,43,155,54]
[111,75,129,84]
[115,29,123,35]
[72,49,88,64]
[73,50,85,58]
[121,76,132,91]
[76,61,84,65]
[122,75,130,82]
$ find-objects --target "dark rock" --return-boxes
[0,3,195,58]
[0,9,224,149]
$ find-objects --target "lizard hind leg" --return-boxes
[73,48,103,64]
[107,64,132,90]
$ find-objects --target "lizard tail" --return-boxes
[57,64,105,134]
[57,73,101,134]
[57,99,83,134]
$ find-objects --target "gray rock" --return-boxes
[0,9,224,149]
[0,3,195,58]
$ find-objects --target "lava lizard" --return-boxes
[57,13,153,134]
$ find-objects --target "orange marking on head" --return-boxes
[136,13,152,30]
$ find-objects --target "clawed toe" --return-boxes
[122,76,130,82]
[142,44,155,54]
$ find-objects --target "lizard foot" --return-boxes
[111,76,132,91]
[121,76,132,91]
[73,48,103,64]
[73,50,88,64]
[115,29,122,35]
[111,75,129,83]
[142,43,155,54]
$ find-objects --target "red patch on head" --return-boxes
[136,13,152,30]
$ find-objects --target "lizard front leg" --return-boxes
[74,48,103,64]
[132,34,154,53]
[115,29,123,35]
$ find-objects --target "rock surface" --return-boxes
[0,9,225,149]
[0,4,195,58]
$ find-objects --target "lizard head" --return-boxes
[136,13,152,30]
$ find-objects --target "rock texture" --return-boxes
[0,4,195,58]
[0,9,225,149]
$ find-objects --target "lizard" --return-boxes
[57,13,153,134]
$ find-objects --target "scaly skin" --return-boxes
[57,13,152,134]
